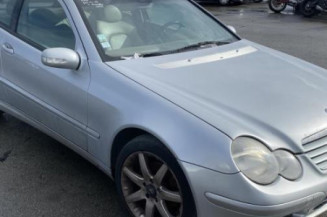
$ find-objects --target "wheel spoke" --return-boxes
[145,200,155,217]
[139,153,152,182]
[156,200,173,217]
[123,167,144,187]
[160,187,182,203]
[122,152,183,217]
[154,164,168,186]
[126,189,145,203]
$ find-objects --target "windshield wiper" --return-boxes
[174,41,230,52]
[121,53,142,60]
[142,41,230,58]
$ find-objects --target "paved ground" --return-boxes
[206,2,327,68]
[0,2,327,217]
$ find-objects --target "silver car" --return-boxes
[1,0,327,216]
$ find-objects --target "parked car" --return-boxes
[300,0,327,17]
[195,0,244,6]
[1,0,327,217]
[268,0,302,13]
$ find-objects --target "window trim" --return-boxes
[0,1,44,54]
[72,0,241,63]
[11,0,24,31]
[0,0,23,33]
[0,0,45,51]
[12,0,45,51]
[10,0,77,52]
[72,0,109,62]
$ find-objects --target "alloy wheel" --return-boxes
[121,152,183,217]
[272,0,287,10]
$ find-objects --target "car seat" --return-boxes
[89,5,136,50]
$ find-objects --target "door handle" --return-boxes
[2,43,14,54]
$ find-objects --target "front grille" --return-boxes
[303,134,327,172]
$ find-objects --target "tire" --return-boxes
[294,3,301,14]
[269,0,287,12]
[115,135,197,217]
[300,0,317,17]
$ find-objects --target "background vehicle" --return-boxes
[194,0,244,6]
[300,0,327,16]
[268,0,300,12]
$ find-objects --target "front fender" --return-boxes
[87,61,238,174]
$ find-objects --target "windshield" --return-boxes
[74,0,239,60]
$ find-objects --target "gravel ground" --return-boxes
[0,2,326,217]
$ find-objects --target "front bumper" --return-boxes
[298,202,327,217]
[206,192,326,217]
[180,155,327,217]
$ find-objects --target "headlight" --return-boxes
[231,137,279,185]
[231,137,303,185]
[274,150,302,180]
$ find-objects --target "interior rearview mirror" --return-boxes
[41,48,80,70]
[227,25,237,34]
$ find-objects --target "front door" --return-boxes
[1,0,90,150]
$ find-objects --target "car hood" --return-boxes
[107,40,327,152]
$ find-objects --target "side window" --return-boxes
[17,0,75,50]
[0,0,19,27]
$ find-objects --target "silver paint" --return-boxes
[0,0,327,217]
[42,48,81,70]
[155,46,257,69]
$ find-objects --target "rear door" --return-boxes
[0,0,90,150]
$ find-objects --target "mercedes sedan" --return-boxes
[1,0,327,217]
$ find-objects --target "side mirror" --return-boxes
[227,25,237,34]
[41,48,80,70]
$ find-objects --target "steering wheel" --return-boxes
[161,21,184,35]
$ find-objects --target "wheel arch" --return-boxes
[110,127,153,177]
[112,128,199,217]
[110,126,185,179]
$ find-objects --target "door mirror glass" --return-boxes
[41,48,80,70]
[227,25,237,34]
